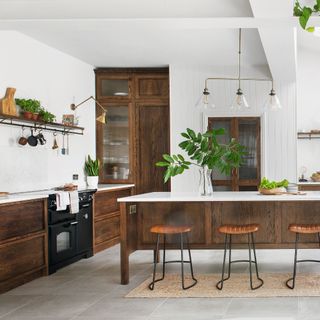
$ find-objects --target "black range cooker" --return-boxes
[48,190,96,274]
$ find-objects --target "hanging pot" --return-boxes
[27,129,38,147]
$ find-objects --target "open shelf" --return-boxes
[0,114,84,135]
[297,132,320,140]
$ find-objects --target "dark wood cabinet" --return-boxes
[95,68,170,194]
[93,187,132,253]
[0,199,48,293]
[208,117,261,191]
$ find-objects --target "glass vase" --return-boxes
[199,166,213,196]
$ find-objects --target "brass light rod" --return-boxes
[70,95,106,112]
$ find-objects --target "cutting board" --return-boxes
[0,88,17,116]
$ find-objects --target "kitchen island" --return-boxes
[118,191,320,284]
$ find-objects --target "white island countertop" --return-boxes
[118,191,320,202]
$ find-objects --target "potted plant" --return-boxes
[39,107,56,123]
[156,128,246,195]
[15,98,41,120]
[84,155,100,189]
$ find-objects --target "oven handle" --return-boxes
[62,221,78,228]
[81,203,90,208]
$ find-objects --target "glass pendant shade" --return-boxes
[264,89,282,110]
[195,88,215,110]
[231,88,249,110]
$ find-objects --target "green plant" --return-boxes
[84,155,100,176]
[156,128,246,183]
[294,0,320,32]
[39,107,56,122]
[15,98,41,113]
[259,177,289,190]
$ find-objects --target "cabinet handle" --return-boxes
[70,221,78,225]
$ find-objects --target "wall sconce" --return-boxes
[70,96,107,124]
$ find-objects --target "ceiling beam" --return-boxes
[249,0,297,81]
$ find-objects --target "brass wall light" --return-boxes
[70,96,107,124]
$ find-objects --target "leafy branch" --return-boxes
[156,128,246,183]
[294,0,320,32]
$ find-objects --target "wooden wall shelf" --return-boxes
[297,132,320,140]
[0,114,84,135]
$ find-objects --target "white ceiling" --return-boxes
[0,0,297,80]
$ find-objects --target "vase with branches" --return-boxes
[156,128,246,195]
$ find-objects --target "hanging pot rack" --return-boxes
[0,114,84,135]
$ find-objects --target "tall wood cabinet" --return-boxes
[95,68,170,194]
[208,117,261,191]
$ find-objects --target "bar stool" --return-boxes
[286,223,320,289]
[149,224,198,290]
[216,223,264,290]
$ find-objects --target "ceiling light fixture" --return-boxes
[196,28,282,111]
[70,96,107,124]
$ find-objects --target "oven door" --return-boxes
[49,220,78,265]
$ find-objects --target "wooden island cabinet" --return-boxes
[0,198,48,293]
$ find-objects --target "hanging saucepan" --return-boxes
[27,129,38,147]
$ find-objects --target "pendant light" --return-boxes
[264,82,282,110]
[195,87,215,110]
[197,28,282,112]
[231,29,249,110]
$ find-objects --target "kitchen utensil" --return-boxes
[0,192,9,198]
[37,131,46,145]
[27,129,38,147]
[66,134,69,155]
[61,133,66,155]
[52,132,59,150]
[18,127,27,146]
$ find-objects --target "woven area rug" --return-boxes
[126,273,320,298]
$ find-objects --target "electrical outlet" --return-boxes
[72,174,79,181]
[129,205,136,214]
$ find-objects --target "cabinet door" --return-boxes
[135,103,170,194]
[134,74,169,100]
[96,75,132,101]
[207,117,261,191]
[238,118,261,190]
[97,104,133,183]
[208,118,233,191]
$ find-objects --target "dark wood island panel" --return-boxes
[120,200,320,284]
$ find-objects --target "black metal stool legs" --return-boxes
[216,234,232,290]
[216,232,264,290]
[181,233,197,290]
[248,233,264,290]
[149,232,197,290]
[286,233,299,289]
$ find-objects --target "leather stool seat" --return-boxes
[150,225,192,234]
[218,223,260,235]
[288,223,320,234]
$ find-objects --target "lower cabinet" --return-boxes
[93,188,132,253]
[0,199,48,293]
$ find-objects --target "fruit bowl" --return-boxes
[259,187,286,195]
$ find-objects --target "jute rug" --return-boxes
[126,273,320,298]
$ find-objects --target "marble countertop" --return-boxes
[118,191,320,202]
[0,184,134,205]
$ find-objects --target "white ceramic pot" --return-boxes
[86,176,99,189]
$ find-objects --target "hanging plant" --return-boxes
[294,0,320,32]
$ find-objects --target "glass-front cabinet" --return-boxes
[101,105,131,182]
[208,117,261,191]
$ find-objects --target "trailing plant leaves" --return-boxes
[163,154,174,163]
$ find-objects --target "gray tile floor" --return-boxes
[1,245,320,319]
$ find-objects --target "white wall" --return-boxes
[0,31,95,193]
[169,64,297,192]
[297,48,320,179]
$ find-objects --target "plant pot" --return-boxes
[23,111,33,120]
[86,176,99,189]
[32,113,39,121]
